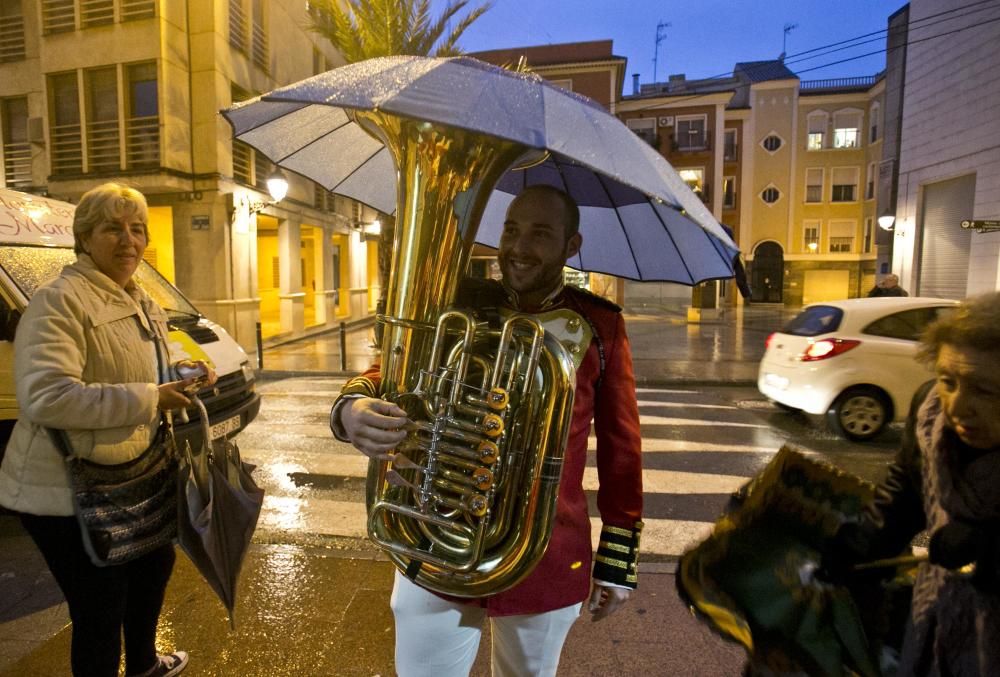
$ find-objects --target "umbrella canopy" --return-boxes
[222,55,738,284]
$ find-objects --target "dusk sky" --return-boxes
[438,0,910,87]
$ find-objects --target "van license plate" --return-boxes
[210,414,241,440]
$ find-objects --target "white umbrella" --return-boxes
[222,55,738,284]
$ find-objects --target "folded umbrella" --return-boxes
[177,397,264,627]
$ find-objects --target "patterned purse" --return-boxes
[47,420,178,567]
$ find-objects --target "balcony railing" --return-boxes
[0,13,26,62]
[87,118,121,172]
[254,151,271,191]
[229,0,247,53]
[233,141,252,184]
[121,0,155,21]
[42,0,76,34]
[51,122,84,174]
[2,141,32,188]
[672,137,711,152]
[80,0,114,27]
[800,74,881,91]
[251,21,268,72]
[126,115,159,168]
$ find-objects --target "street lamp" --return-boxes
[878,213,896,231]
[232,169,289,225]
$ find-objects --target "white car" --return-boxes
[758,297,959,441]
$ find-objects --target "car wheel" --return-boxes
[827,387,890,441]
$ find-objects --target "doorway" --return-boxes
[751,241,784,304]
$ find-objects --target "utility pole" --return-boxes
[782,22,798,58]
[653,20,671,83]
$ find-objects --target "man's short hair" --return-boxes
[518,184,580,239]
[918,291,1000,365]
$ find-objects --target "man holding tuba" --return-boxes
[330,185,644,676]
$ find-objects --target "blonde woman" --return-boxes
[0,183,213,677]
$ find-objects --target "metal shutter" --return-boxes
[918,174,974,299]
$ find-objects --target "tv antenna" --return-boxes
[653,21,671,83]
[782,23,798,57]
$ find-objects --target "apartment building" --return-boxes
[619,60,884,308]
[887,0,1000,298]
[0,0,381,363]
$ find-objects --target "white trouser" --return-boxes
[390,570,582,677]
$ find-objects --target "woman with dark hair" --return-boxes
[0,183,213,676]
[839,291,1000,674]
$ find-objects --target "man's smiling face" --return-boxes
[497,189,581,309]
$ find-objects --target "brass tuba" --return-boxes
[352,110,577,597]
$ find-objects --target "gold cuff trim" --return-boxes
[599,541,631,554]
[594,554,629,569]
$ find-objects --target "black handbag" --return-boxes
[47,419,179,567]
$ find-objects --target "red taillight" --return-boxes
[765,332,777,350]
[799,338,861,361]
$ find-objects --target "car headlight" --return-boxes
[241,361,255,384]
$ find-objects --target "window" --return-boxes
[679,168,705,201]
[627,118,656,147]
[805,168,823,203]
[251,0,268,71]
[807,113,826,150]
[761,134,782,153]
[831,167,859,202]
[869,102,880,143]
[863,217,873,253]
[866,162,876,200]
[829,220,855,253]
[49,72,83,174]
[121,0,155,21]
[864,307,957,341]
[1,96,31,188]
[761,186,780,204]
[723,129,737,161]
[81,0,113,27]
[833,110,862,149]
[723,176,736,209]
[675,115,706,150]
[803,220,820,252]
[42,0,75,33]
[0,0,26,62]
[547,78,573,92]
[85,67,120,172]
[126,62,159,168]
[229,0,247,52]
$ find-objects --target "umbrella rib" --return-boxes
[648,201,700,284]
[589,169,643,280]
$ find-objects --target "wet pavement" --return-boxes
[257,303,795,386]
[0,303,792,676]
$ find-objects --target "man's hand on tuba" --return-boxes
[340,397,410,458]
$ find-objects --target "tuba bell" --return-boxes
[352,110,577,597]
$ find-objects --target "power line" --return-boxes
[625,3,1000,112]
[783,0,1000,69]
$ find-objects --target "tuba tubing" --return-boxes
[354,111,577,597]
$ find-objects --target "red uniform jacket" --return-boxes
[338,283,643,615]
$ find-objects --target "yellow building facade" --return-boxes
[618,61,885,308]
[0,0,381,363]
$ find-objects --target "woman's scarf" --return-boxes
[898,388,1000,675]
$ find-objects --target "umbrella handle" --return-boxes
[852,554,928,571]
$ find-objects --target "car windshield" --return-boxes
[781,305,843,336]
[0,245,200,319]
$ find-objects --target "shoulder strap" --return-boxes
[45,427,75,459]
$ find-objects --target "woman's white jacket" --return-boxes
[0,254,170,516]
